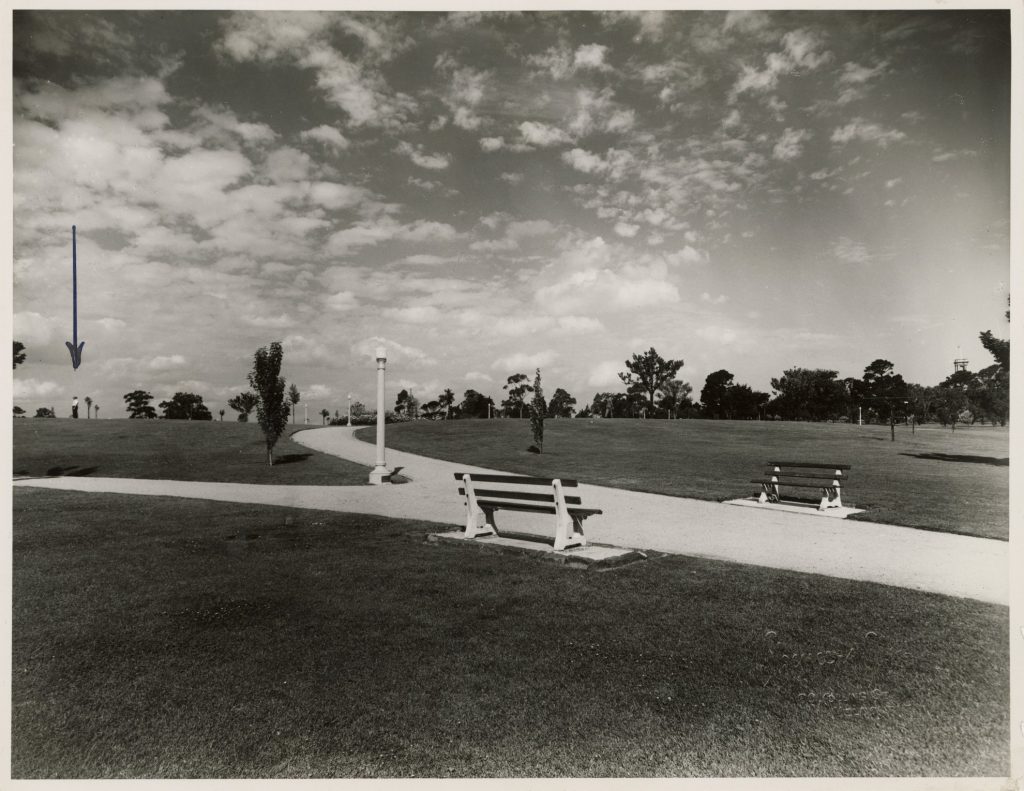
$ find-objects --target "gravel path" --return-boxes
[13,426,1008,605]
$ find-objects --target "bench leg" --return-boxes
[553,479,586,551]
[818,487,842,510]
[759,483,779,504]
[464,505,497,539]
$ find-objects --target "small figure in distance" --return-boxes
[71,395,79,419]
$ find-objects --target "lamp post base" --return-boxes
[368,465,392,485]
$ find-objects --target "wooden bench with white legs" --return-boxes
[454,472,602,551]
[751,461,851,511]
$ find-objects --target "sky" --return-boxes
[10,8,1012,419]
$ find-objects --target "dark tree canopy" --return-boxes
[619,347,684,409]
[159,392,212,420]
[700,370,735,418]
[459,389,494,418]
[248,342,290,465]
[546,387,576,418]
[979,330,1009,372]
[502,373,533,418]
[228,391,259,422]
[13,341,26,369]
[123,390,157,419]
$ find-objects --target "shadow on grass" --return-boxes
[44,466,100,477]
[901,453,1009,467]
[271,453,313,465]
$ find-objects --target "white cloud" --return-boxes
[731,28,831,99]
[14,311,58,346]
[518,121,571,148]
[480,136,505,152]
[574,43,610,71]
[465,371,493,383]
[500,172,523,184]
[13,378,63,399]
[383,305,443,323]
[326,217,458,255]
[614,222,640,238]
[587,360,624,387]
[833,237,872,264]
[885,177,903,189]
[396,141,450,169]
[148,354,188,370]
[701,292,728,305]
[326,290,358,310]
[492,350,557,371]
[557,316,604,333]
[773,128,812,161]
[300,124,350,149]
[831,118,906,147]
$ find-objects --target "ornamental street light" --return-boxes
[368,347,391,484]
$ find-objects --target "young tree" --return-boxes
[13,341,26,369]
[94,405,99,419]
[159,392,213,420]
[34,407,55,418]
[123,390,157,419]
[84,396,93,419]
[219,409,225,421]
[529,369,546,451]
[248,342,290,465]
[228,391,259,422]
[394,389,412,417]
[546,387,576,418]
[320,408,330,425]
[288,383,301,424]
[618,347,684,411]
[502,373,533,418]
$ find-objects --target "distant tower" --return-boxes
[953,346,968,373]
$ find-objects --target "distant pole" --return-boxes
[858,406,863,426]
[304,403,308,425]
[369,348,391,484]
[347,393,352,427]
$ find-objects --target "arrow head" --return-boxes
[65,340,85,370]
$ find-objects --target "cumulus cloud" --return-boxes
[614,222,640,237]
[396,141,450,169]
[13,378,63,399]
[300,124,350,149]
[731,27,831,99]
[326,217,458,254]
[773,128,812,160]
[574,44,610,71]
[587,360,624,387]
[518,121,571,148]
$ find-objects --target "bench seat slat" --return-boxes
[453,472,579,487]
[476,499,602,517]
[459,487,582,505]
[766,461,851,470]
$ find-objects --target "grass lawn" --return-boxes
[13,418,369,485]
[13,488,1008,778]
[356,419,1009,541]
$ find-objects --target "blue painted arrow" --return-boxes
[65,225,84,370]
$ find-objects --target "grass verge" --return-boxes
[356,419,1009,540]
[13,418,369,485]
[13,489,1008,778]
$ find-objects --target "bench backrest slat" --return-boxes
[459,487,583,506]
[453,472,580,487]
[766,461,852,470]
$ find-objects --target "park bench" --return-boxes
[752,461,851,511]
[454,472,602,551]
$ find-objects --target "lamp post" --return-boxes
[369,347,391,484]
[347,393,352,427]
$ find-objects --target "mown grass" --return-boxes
[13,488,1008,778]
[13,418,368,485]
[356,419,1009,540]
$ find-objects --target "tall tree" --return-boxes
[159,392,213,420]
[459,389,494,419]
[218,409,225,421]
[84,396,93,419]
[700,370,735,418]
[979,331,1009,372]
[529,369,546,451]
[288,383,301,424]
[546,388,577,418]
[123,390,157,419]
[502,373,533,418]
[320,408,330,425]
[420,400,443,420]
[34,407,55,418]
[769,368,846,421]
[13,341,26,369]
[248,342,290,465]
[658,379,693,418]
[618,347,684,410]
[394,389,412,417]
[228,392,259,422]
[438,388,455,419]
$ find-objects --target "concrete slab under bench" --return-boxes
[428,530,649,570]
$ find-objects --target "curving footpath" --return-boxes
[14,426,1008,605]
